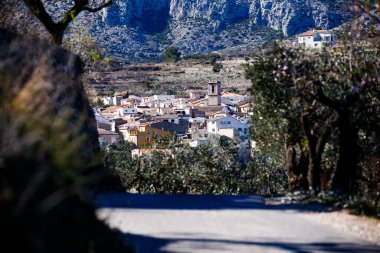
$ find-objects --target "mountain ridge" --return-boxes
[65,0,351,61]
[0,0,352,61]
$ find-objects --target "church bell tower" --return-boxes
[208,81,221,106]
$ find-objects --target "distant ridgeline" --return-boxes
[67,0,351,61]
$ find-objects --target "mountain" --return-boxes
[71,0,351,61]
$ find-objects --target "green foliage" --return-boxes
[348,197,380,218]
[105,137,270,194]
[163,46,181,62]
[245,39,380,196]
[183,53,222,65]
[64,27,112,69]
[141,80,153,90]
[293,192,380,219]
[97,89,115,97]
[104,135,290,195]
[208,54,221,65]
[228,87,239,93]
[239,154,288,195]
[104,141,137,189]
[212,62,223,73]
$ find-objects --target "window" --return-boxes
[146,137,150,142]
[212,85,215,93]
[212,128,215,132]
[238,128,242,131]
[146,130,150,134]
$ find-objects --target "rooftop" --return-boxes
[98,128,119,135]
[298,30,330,37]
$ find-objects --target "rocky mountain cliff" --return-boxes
[65,0,351,61]
[84,0,350,61]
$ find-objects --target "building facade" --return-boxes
[297,30,337,49]
[208,81,221,106]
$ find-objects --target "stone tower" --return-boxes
[208,81,221,106]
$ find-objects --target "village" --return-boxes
[95,29,340,156]
[95,80,252,158]
[2,0,380,250]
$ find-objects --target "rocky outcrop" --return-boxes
[249,0,349,36]
[101,0,349,35]
[2,0,351,61]
[0,28,99,156]
[87,0,350,60]
[103,0,171,32]
[0,28,129,253]
[169,0,251,30]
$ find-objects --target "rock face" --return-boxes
[169,0,251,28]
[82,0,349,61]
[101,0,348,35]
[103,0,171,33]
[248,0,349,36]
[6,0,350,61]
[0,28,129,253]
[0,28,99,158]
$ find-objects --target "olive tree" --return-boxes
[23,0,112,44]
[245,41,380,195]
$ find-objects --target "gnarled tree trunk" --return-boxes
[286,145,309,191]
[302,111,332,192]
[332,108,360,195]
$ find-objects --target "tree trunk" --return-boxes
[50,30,64,45]
[286,145,297,191]
[332,109,359,195]
[286,145,309,191]
[302,111,332,192]
[309,155,321,192]
[298,148,310,189]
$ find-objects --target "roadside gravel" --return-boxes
[266,197,380,246]
[302,210,380,246]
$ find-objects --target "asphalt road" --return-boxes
[96,194,380,253]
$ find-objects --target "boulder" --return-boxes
[0,28,128,253]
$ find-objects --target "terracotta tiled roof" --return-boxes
[298,30,329,37]
[222,92,240,97]
[101,106,119,113]
[97,128,119,135]
[194,106,223,112]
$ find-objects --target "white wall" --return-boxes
[207,116,249,139]
[119,108,138,116]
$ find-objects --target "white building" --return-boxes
[186,128,212,147]
[153,95,176,102]
[297,30,337,49]
[118,107,138,117]
[207,116,249,140]
[102,96,123,106]
[98,128,120,149]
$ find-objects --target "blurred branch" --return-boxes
[352,0,380,23]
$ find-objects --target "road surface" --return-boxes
[96,194,380,253]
